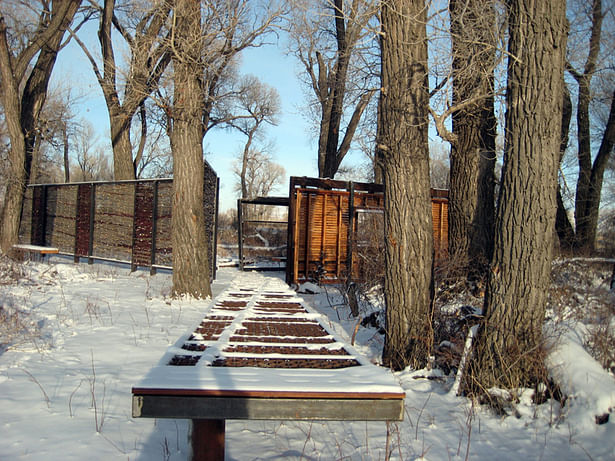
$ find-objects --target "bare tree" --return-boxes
[70,122,113,181]
[232,148,285,199]
[167,0,283,297]
[71,0,172,180]
[288,0,379,179]
[561,0,615,253]
[462,0,567,395]
[168,0,210,298]
[378,0,434,371]
[34,84,84,183]
[229,75,280,199]
[430,143,450,190]
[0,0,82,255]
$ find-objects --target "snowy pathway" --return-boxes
[0,259,613,460]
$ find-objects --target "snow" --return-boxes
[134,272,403,396]
[547,321,615,425]
[1,256,614,460]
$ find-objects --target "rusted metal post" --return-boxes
[191,419,225,461]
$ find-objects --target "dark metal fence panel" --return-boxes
[132,181,156,268]
[75,183,93,259]
[93,182,134,262]
[153,180,173,267]
[47,185,78,253]
[19,163,219,278]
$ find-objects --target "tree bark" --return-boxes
[310,1,376,179]
[170,0,211,298]
[569,0,603,253]
[555,82,575,251]
[0,1,81,255]
[379,0,434,371]
[448,0,497,274]
[462,0,566,394]
[77,0,171,180]
[582,88,615,250]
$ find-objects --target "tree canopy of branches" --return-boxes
[0,0,82,255]
[289,0,378,179]
[232,148,285,200]
[229,75,281,199]
[72,0,172,180]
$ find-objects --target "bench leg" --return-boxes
[190,419,225,461]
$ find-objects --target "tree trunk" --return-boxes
[448,0,497,274]
[0,1,81,255]
[109,117,136,180]
[315,1,375,180]
[555,82,575,251]
[170,0,211,298]
[571,0,603,253]
[462,0,566,394]
[63,123,71,182]
[379,0,434,371]
[582,88,615,250]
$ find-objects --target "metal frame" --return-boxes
[237,196,289,271]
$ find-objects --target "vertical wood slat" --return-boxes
[131,181,156,271]
[346,183,355,281]
[336,194,342,278]
[88,184,96,264]
[30,185,47,246]
[237,199,244,270]
[304,192,311,280]
[320,194,327,267]
[293,190,301,283]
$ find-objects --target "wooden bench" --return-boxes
[132,277,404,461]
[12,244,59,261]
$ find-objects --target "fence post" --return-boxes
[150,180,159,275]
[212,177,220,280]
[346,181,355,282]
[88,184,95,264]
[131,182,139,272]
[237,199,243,271]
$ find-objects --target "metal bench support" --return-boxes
[191,419,225,461]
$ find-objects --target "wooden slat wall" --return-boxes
[287,177,449,285]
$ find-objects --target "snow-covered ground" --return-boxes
[1,256,614,460]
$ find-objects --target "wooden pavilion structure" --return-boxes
[285,176,448,285]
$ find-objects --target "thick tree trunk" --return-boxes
[571,0,603,253]
[462,0,566,394]
[170,0,211,298]
[556,82,575,251]
[448,0,497,274]
[0,1,80,255]
[582,88,615,250]
[379,0,434,371]
[109,118,136,180]
[0,19,28,256]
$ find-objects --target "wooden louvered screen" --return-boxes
[286,177,448,285]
